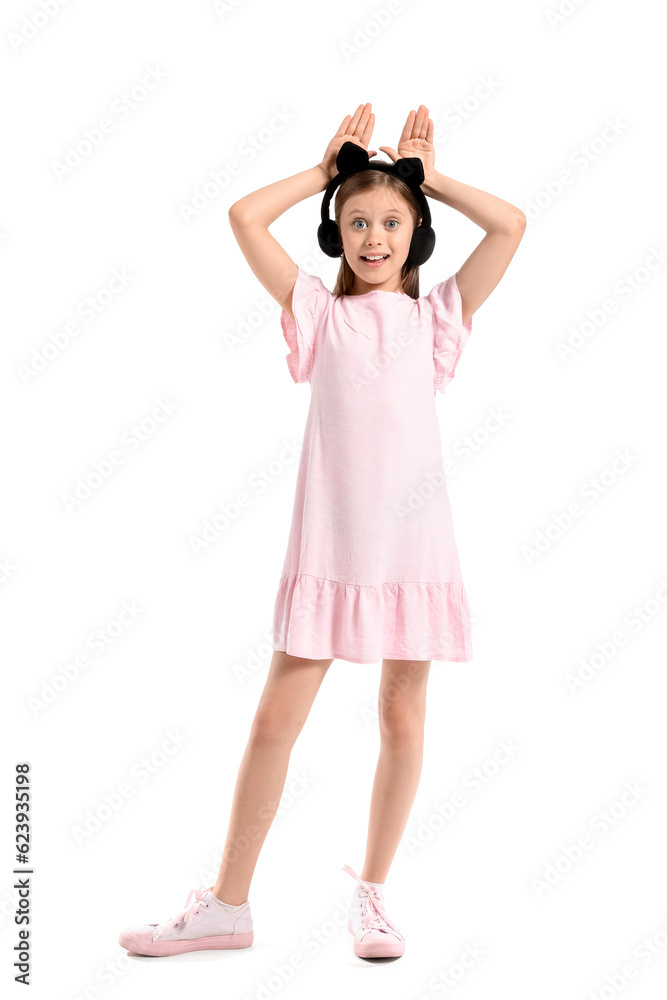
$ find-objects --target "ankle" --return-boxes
[360,874,385,886]
[212,885,249,907]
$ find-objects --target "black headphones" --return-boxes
[317,140,436,267]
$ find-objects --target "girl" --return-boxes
[118,103,525,960]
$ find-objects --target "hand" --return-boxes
[379,105,437,185]
[317,103,378,183]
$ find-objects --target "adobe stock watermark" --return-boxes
[0,886,22,931]
[239,897,350,1000]
[7,0,73,53]
[0,556,18,587]
[272,583,322,649]
[433,74,501,144]
[223,296,282,355]
[584,911,667,1000]
[525,117,627,225]
[565,577,667,694]
[17,268,134,384]
[26,600,145,717]
[414,942,486,1000]
[393,406,510,518]
[232,630,274,685]
[61,950,136,999]
[404,739,521,856]
[530,780,648,898]
[340,0,421,63]
[52,67,168,179]
[61,397,179,513]
[555,245,667,361]
[545,0,593,29]
[179,107,295,223]
[445,405,511,473]
[393,407,512,521]
[395,467,447,519]
[359,657,458,728]
[70,729,190,846]
[212,0,250,17]
[222,249,334,354]
[197,771,317,881]
[351,311,422,393]
[360,617,475,673]
[521,447,638,566]
[188,438,301,554]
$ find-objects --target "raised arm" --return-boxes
[228,165,327,318]
[380,105,526,325]
[421,171,525,326]
[228,103,378,319]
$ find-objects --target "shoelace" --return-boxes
[154,884,211,938]
[342,864,403,939]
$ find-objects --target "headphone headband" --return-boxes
[317,140,435,266]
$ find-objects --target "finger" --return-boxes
[342,109,360,136]
[359,110,375,147]
[421,108,431,141]
[348,101,369,135]
[339,105,361,136]
[415,105,428,140]
[426,116,434,145]
[334,113,352,137]
[420,106,430,139]
[399,109,416,144]
[354,103,373,140]
[379,145,398,162]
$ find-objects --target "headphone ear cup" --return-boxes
[318,220,343,257]
[407,225,436,267]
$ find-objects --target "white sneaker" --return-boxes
[343,864,405,958]
[118,884,253,956]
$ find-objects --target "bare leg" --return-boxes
[213,650,333,904]
[360,659,431,883]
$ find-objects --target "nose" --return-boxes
[364,222,386,242]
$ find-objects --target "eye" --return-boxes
[352,218,400,229]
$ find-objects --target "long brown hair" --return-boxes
[332,168,423,299]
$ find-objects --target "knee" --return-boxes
[378,704,424,744]
[250,706,299,746]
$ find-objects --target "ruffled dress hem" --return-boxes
[272,573,472,664]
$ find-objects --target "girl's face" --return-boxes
[340,188,420,291]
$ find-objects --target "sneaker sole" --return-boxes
[119,930,254,956]
[347,918,404,958]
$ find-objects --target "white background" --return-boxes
[2,0,666,997]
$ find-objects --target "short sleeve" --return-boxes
[427,273,473,395]
[280,267,327,383]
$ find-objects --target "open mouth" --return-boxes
[360,254,389,266]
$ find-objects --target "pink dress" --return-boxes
[271,266,473,664]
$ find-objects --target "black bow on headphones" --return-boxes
[317,140,435,267]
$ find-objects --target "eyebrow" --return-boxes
[344,208,406,217]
